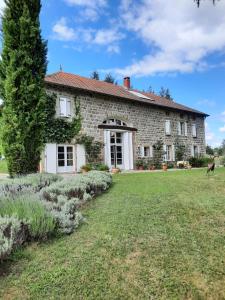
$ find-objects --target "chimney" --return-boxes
[123,77,130,89]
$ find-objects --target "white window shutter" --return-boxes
[178,122,181,135]
[172,145,175,161]
[60,98,67,116]
[163,145,167,161]
[165,120,171,135]
[150,145,153,158]
[185,122,188,136]
[66,99,71,117]
[141,146,144,158]
[198,146,200,156]
[191,145,194,157]
[192,124,197,137]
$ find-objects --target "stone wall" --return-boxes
[46,85,206,161]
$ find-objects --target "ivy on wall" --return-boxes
[44,93,81,144]
[76,134,103,163]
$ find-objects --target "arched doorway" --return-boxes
[98,118,137,170]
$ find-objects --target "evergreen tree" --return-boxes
[90,70,100,80]
[104,73,115,84]
[147,86,155,93]
[159,87,173,100]
[0,0,47,176]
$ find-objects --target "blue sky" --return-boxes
[1,0,225,147]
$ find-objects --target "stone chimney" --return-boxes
[123,77,130,89]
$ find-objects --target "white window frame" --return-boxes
[165,120,171,135]
[138,145,153,158]
[178,121,188,136]
[59,97,72,118]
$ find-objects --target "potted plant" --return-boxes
[162,163,168,171]
[111,167,120,174]
[80,164,92,174]
[136,159,145,170]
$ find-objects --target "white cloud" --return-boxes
[52,21,124,53]
[92,29,124,45]
[52,18,76,41]
[65,0,106,7]
[64,0,107,21]
[107,45,120,54]
[219,125,225,132]
[115,0,225,76]
[206,122,224,147]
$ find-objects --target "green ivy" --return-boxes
[44,93,81,144]
[76,134,103,163]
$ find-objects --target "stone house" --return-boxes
[42,71,208,173]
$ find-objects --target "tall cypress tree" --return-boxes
[0,0,47,176]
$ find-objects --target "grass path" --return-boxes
[1,169,225,299]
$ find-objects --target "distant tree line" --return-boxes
[206,140,225,156]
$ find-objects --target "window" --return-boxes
[59,97,71,117]
[138,146,153,158]
[164,145,173,161]
[103,119,127,126]
[192,145,199,158]
[178,121,187,136]
[192,124,197,137]
[165,120,171,135]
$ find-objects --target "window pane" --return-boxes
[58,146,64,153]
[67,160,73,166]
[67,153,73,160]
[58,160,65,167]
[67,147,73,153]
[58,153,64,160]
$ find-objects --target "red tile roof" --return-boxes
[45,71,208,117]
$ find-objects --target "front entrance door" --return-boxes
[110,132,123,169]
[57,145,74,173]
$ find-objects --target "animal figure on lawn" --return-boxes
[206,156,216,175]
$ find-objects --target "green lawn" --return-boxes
[0,160,8,173]
[1,169,225,299]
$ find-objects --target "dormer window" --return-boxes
[59,97,71,117]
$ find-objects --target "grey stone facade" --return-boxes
[46,85,206,164]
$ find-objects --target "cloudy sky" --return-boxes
[1,0,225,147]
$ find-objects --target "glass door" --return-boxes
[110,132,123,169]
[57,145,74,173]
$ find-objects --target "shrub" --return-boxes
[42,171,112,202]
[80,164,92,172]
[0,194,56,239]
[189,157,213,168]
[91,163,109,172]
[0,173,62,197]
[0,216,28,261]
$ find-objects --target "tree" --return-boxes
[104,73,116,84]
[148,86,155,93]
[0,0,47,176]
[90,71,100,80]
[159,87,173,100]
[206,145,214,156]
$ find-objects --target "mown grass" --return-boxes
[0,168,225,299]
[0,160,7,173]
